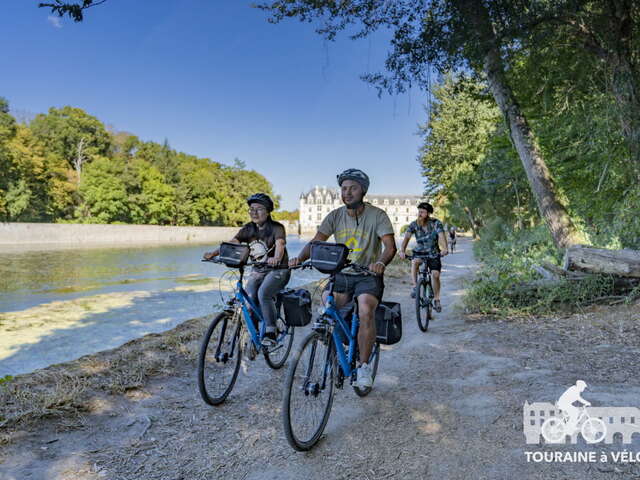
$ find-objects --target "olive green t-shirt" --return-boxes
[318,203,394,268]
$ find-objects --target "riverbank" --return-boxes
[2,238,638,479]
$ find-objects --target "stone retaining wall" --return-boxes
[0,222,237,248]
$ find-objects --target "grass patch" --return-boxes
[464,224,624,316]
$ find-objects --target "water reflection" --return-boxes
[0,236,320,375]
[0,236,310,312]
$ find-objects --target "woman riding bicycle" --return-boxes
[203,193,290,343]
[399,202,448,312]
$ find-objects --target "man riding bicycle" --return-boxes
[399,202,448,312]
[289,168,396,388]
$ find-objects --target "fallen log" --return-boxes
[563,245,640,278]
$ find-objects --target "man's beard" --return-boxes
[343,197,364,210]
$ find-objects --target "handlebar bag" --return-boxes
[310,241,350,274]
[219,242,250,268]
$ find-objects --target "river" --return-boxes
[0,236,320,376]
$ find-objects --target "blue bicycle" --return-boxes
[282,244,386,450]
[197,246,294,406]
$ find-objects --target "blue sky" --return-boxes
[3,0,429,210]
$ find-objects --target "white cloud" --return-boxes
[47,15,63,29]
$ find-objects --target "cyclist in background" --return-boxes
[448,226,457,252]
[399,202,448,312]
[290,169,396,388]
[203,193,290,344]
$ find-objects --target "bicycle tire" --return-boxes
[541,416,566,443]
[282,330,335,451]
[197,310,242,406]
[264,310,295,369]
[353,342,380,397]
[415,281,431,332]
[582,417,606,443]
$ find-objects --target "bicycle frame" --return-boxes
[227,265,286,350]
[410,254,436,294]
[316,275,361,380]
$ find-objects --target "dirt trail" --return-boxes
[2,238,639,480]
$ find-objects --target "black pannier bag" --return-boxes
[375,301,402,345]
[279,288,312,327]
[310,241,350,274]
[218,242,250,268]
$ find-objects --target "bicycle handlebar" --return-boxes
[405,253,441,260]
[201,258,288,269]
[287,260,377,276]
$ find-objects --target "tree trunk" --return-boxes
[483,46,582,249]
[457,0,583,249]
[74,137,86,184]
[463,206,480,239]
[563,245,640,278]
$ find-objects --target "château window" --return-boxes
[373,199,378,205]
[384,199,389,205]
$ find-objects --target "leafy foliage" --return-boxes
[0,100,276,226]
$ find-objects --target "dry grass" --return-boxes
[0,314,211,433]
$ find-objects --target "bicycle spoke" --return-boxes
[198,310,242,405]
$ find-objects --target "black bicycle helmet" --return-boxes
[247,193,274,212]
[336,168,370,194]
[417,202,434,213]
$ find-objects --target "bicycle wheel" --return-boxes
[582,418,606,443]
[353,342,380,397]
[541,417,566,443]
[197,310,242,406]
[264,309,295,369]
[282,330,335,451]
[415,281,431,332]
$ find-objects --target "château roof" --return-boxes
[300,186,422,201]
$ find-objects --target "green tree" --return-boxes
[78,156,129,223]
[30,106,112,183]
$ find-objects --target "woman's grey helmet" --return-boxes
[336,168,370,194]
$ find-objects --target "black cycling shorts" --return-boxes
[415,256,441,272]
[326,273,385,301]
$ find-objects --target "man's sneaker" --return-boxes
[434,299,442,312]
[262,328,277,347]
[355,363,373,388]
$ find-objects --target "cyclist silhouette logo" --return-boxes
[556,380,591,434]
[523,381,640,444]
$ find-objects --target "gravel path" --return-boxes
[2,237,639,480]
